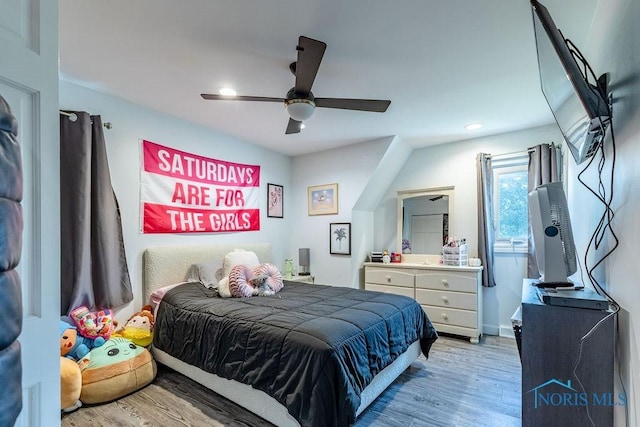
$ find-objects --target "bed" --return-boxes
[144,244,438,427]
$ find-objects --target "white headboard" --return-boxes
[143,243,272,304]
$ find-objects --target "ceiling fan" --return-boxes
[201,36,391,135]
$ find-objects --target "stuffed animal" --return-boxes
[69,306,115,340]
[60,356,82,412]
[78,337,156,404]
[60,320,105,361]
[249,274,275,296]
[112,305,154,347]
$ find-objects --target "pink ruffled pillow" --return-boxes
[228,264,256,298]
[253,263,284,293]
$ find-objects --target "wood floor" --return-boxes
[62,334,522,427]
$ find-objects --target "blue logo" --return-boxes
[528,378,626,409]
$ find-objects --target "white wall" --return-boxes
[372,124,563,335]
[288,122,564,335]
[291,122,562,335]
[289,137,394,287]
[549,0,640,423]
[59,80,291,322]
[374,124,564,255]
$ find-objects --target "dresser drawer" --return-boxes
[415,288,477,310]
[422,305,478,329]
[415,271,478,292]
[364,269,415,288]
[365,283,414,298]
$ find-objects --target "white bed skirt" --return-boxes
[152,339,421,426]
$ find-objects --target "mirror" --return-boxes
[396,186,454,256]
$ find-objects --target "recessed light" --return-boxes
[465,123,483,130]
[219,87,237,97]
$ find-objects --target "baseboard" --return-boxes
[482,324,516,339]
[483,325,499,336]
[499,325,516,339]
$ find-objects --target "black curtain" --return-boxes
[60,112,133,314]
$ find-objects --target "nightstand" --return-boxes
[288,275,315,284]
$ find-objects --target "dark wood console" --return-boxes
[521,279,615,426]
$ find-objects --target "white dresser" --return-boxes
[364,262,483,344]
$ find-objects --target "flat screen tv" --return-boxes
[531,0,611,165]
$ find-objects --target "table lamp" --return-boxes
[299,248,310,276]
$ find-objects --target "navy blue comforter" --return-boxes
[154,281,438,427]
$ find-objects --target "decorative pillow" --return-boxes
[78,337,156,404]
[222,249,260,278]
[217,276,232,298]
[186,262,222,289]
[228,264,257,298]
[253,263,284,294]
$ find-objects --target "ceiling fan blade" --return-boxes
[315,98,391,112]
[294,36,326,95]
[201,94,285,103]
[285,118,302,134]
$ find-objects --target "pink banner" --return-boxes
[141,140,260,233]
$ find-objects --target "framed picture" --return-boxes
[330,222,351,255]
[308,183,338,216]
[267,183,283,218]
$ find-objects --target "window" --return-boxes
[492,156,528,252]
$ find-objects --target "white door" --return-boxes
[0,1,60,425]
[411,214,443,254]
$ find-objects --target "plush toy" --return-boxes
[69,306,115,340]
[60,320,105,361]
[249,274,275,296]
[60,356,82,412]
[112,305,154,347]
[78,337,157,404]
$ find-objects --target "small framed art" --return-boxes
[308,183,338,216]
[267,183,283,218]
[330,222,351,255]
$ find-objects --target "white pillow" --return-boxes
[186,262,223,289]
[217,276,232,298]
[222,249,260,278]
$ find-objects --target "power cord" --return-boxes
[565,36,627,426]
[572,309,618,427]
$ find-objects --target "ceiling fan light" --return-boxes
[219,87,237,97]
[286,99,315,121]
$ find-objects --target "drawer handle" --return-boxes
[386,275,391,282]
[441,279,449,288]
[441,313,449,321]
[442,296,449,304]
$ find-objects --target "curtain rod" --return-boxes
[59,110,112,129]
[487,148,535,159]
[488,142,560,159]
